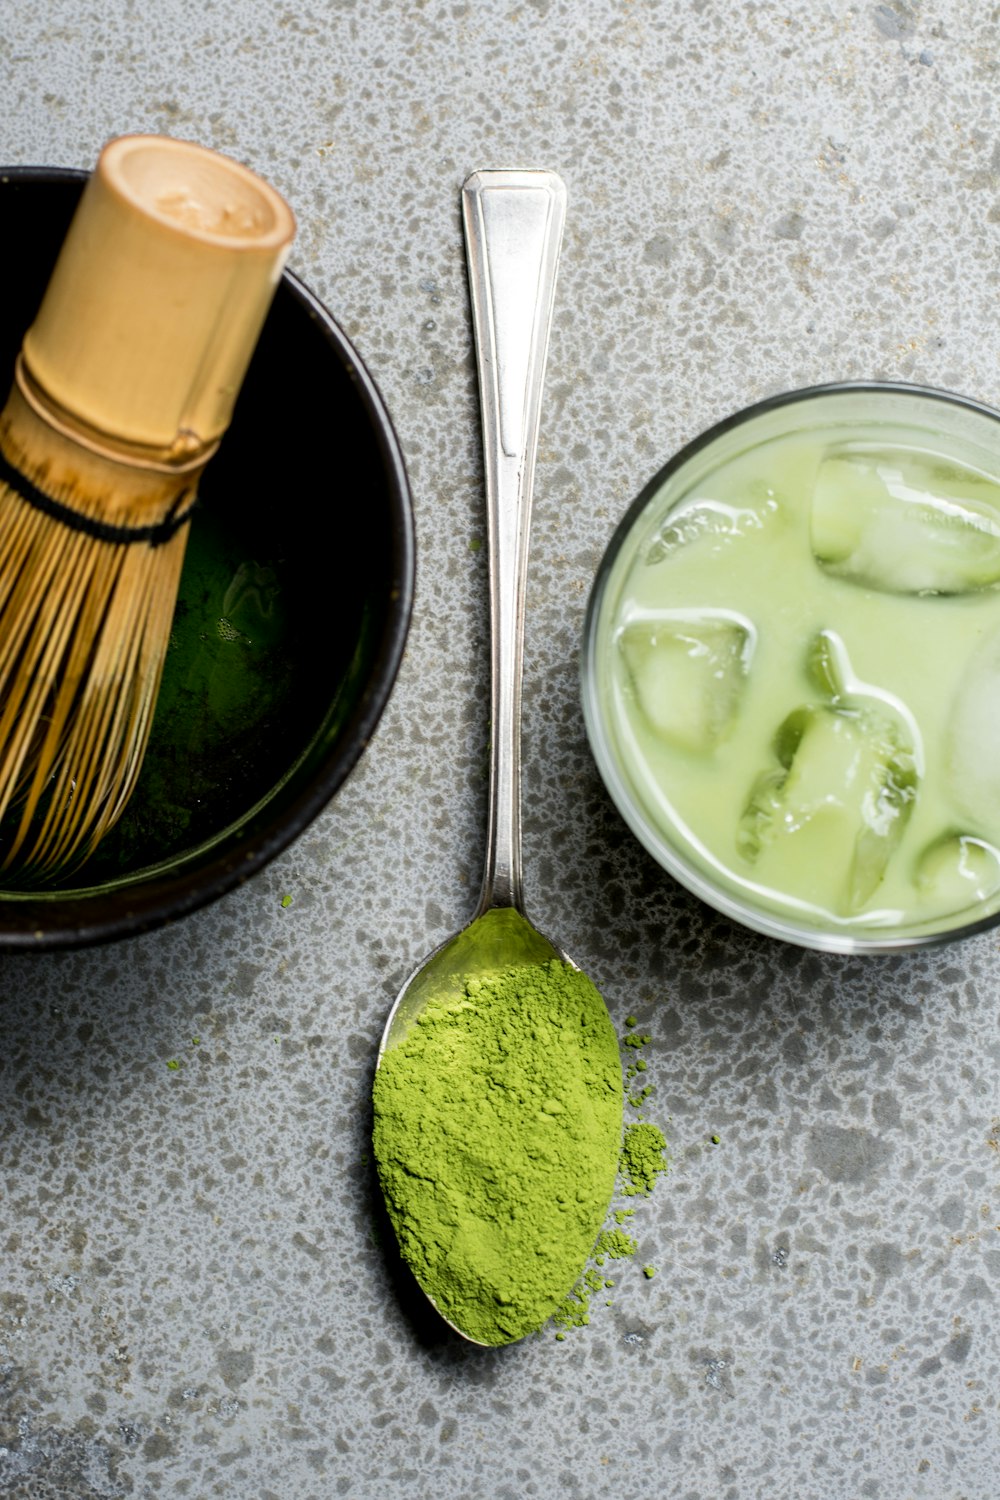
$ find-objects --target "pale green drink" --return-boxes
[584,386,1000,948]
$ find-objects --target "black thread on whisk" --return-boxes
[0,445,197,547]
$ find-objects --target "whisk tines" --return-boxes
[0,478,190,876]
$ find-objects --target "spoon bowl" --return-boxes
[373,169,622,1346]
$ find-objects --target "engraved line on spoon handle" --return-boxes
[462,168,566,915]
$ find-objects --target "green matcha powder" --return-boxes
[373,959,624,1346]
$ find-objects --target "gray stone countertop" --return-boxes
[1,2,998,1496]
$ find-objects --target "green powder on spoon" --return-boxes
[372,957,624,1346]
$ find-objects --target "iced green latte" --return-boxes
[584,386,1000,949]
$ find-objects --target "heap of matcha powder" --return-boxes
[373,958,624,1346]
[374,972,669,1347]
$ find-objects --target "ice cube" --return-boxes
[805,629,851,700]
[618,611,753,753]
[645,488,780,566]
[738,701,917,912]
[804,628,924,762]
[914,833,1000,911]
[811,446,1000,595]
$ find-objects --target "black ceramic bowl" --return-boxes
[0,167,414,948]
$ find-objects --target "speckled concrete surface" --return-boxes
[2,2,999,1496]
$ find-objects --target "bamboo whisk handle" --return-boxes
[21,134,296,464]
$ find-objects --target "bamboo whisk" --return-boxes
[0,135,295,879]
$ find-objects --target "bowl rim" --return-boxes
[581,378,1000,955]
[0,164,416,949]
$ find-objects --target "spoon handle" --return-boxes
[462,167,566,915]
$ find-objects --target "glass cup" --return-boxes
[582,381,1000,953]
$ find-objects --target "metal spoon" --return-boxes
[375,169,620,1342]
